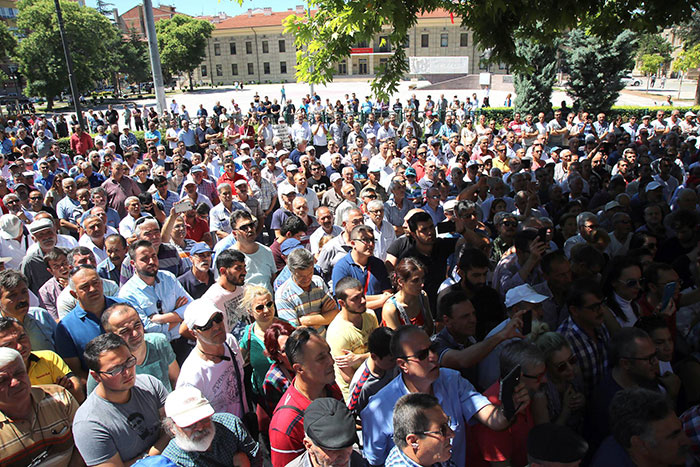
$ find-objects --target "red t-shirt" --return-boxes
[269,379,343,467]
[217,171,247,188]
[70,132,94,156]
[466,381,533,467]
[185,215,210,242]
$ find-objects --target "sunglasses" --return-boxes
[501,221,517,227]
[254,301,274,312]
[554,355,578,373]
[194,312,224,332]
[236,222,257,231]
[400,341,439,361]
[619,278,642,288]
[98,355,137,377]
[415,416,453,438]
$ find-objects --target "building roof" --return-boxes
[212,7,452,30]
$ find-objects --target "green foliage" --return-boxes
[95,0,114,16]
[117,32,151,85]
[639,54,665,76]
[13,0,120,106]
[673,44,700,73]
[564,29,637,114]
[472,106,700,125]
[635,33,673,62]
[513,36,558,115]
[275,0,694,102]
[675,10,700,49]
[155,15,214,89]
[0,22,16,59]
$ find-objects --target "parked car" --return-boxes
[621,75,642,86]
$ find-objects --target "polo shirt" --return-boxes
[54,297,117,370]
[269,380,343,467]
[27,350,72,386]
[331,252,391,295]
[591,436,636,467]
[178,268,215,300]
[432,326,478,382]
[0,385,78,467]
[467,381,533,466]
[275,275,336,327]
[361,368,490,466]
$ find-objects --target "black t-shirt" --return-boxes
[437,282,506,341]
[105,109,119,125]
[387,236,459,315]
[308,175,331,194]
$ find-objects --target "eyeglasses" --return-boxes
[622,352,658,365]
[619,278,642,288]
[236,221,257,231]
[364,194,378,200]
[400,341,439,361]
[369,209,384,215]
[194,312,224,332]
[582,300,604,312]
[353,237,375,245]
[98,355,137,377]
[254,301,274,312]
[415,417,452,438]
[29,196,42,201]
[501,221,517,227]
[554,355,578,373]
[522,370,547,383]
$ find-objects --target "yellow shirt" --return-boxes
[326,311,379,401]
[492,156,511,173]
[27,350,72,386]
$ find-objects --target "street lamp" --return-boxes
[53,0,85,129]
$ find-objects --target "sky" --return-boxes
[85,0,303,17]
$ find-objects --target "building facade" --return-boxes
[192,6,505,86]
[117,3,180,39]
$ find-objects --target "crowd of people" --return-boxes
[0,90,699,467]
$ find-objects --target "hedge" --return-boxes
[470,106,700,124]
[56,131,147,156]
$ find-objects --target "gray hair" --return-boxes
[610,388,672,449]
[576,211,597,229]
[0,347,24,371]
[499,340,545,379]
[454,200,477,218]
[287,248,315,273]
[90,187,107,198]
[124,196,139,206]
[389,177,405,192]
[134,218,159,238]
[0,270,27,293]
[2,193,18,204]
[366,199,384,212]
[392,393,441,449]
[295,136,307,147]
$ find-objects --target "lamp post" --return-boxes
[53,0,85,129]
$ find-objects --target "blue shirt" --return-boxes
[361,368,490,466]
[54,297,120,370]
[331,252,391,295]
[118,271,192,341]
[152,190,180,215]
[145,129,161,146]
[96,257,120,284]
[18,307,57,353]
[213,233,237,261]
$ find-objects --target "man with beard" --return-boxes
[94,303,179,393]
[533,250,574,330]
[326,277,379,400]
[176,304,248,420]
[199,249,249,341]
[73,333,170,465]
[563,212,599,257]
[178,242,216,299]
[230,210,276,293]
[269,327,344,467]
[118,240,193,364]
[162,386,262,467]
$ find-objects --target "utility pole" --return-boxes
[54,0,85,129]
[143,0,166,117]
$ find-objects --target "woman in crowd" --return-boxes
[382,257,434,335]
[603,256,643,329]
[133,163,154,193]
[44,172,67,210]
[535,332,586,430]
[262,320,296,415]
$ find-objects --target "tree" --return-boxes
[564,29,637,114]
[278,0,695,101]
[0,22,16,86]
[95,0,114,16]
[156,15,214,91]
[636,33,673,61]
[639,54,665,90]
[13,0,121,109]
[673,44,700,105]
[513,36,559,115]
[118,33,151,89]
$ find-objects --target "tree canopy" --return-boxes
[280,0,696,100]
[155,15,214,90]
[513,37,559,115]
[13,0,120,107]
[0,22,16,85]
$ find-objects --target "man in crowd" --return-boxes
[178,242,216,299]
[102,161,140,218]
[230,209,276,293]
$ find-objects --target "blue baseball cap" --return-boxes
[190,242,212,255]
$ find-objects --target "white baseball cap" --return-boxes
[504,284,548,308]
[164,386,215,428]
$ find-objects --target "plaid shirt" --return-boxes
[263,362,292,414]
[681,404,700,459]
[385,445,456,467]
[249,177,277,211]
[557,317,610,397]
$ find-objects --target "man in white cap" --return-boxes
[681,111,698,137]
[321,173,345,214]
[21,217,63,294]
[477,283,548,390]
[271,184,297,241]
[161,386,261,467]
[0,213,30,270]
[176,301,248,419]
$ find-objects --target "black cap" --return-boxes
[304,398,358,450]
[527,423,588,463]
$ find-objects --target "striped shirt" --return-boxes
[275,275,336,328]
[0,385,78,467]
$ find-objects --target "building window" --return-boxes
[280,61,287,74]
[248,63,254,75]
[440,33,448,47]
[230,42,236,55]
[200,65,207,77]
[246,41,252,54]
[231,64,238,75]
[421,34,429,48]
[215,64,222,76]
[460,33,468,47]
[338,60,347,74]
[262,41,269,54]
[263,62,270,74]
[279,40,286,53]
[214,43,221,56]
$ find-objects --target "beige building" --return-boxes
[193,6,504,86]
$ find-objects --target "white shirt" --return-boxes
[614,292,638,327]
[309,225,342,255]
[365,217,396,261]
